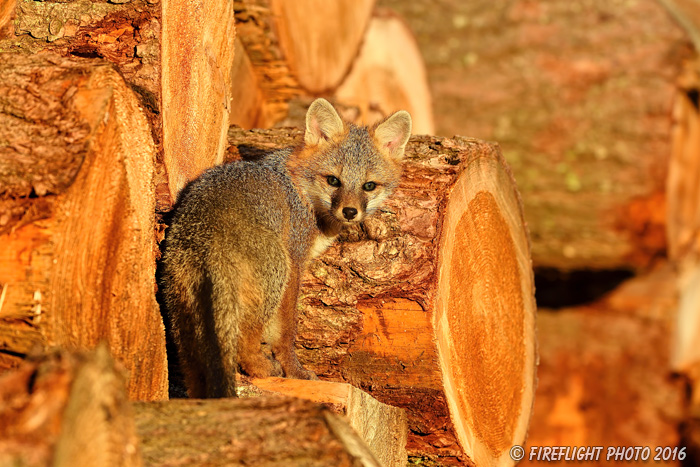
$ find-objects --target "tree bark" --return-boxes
[0,53,167,400]
[134,397,381,467]
[0,346,141,467]
[226,128,537,467]
[240,376,407,467]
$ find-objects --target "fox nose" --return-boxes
[342,207,358,220]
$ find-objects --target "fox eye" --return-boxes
[363,181,376,191]
[326,175,341,187]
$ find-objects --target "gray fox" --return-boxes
[161,98,412,398]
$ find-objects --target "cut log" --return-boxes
[0,346,142,467]
[268,0,375,93]
[240,376,407,467]
[335,10,435,135]
[161,0,236,198]
[234,1,303,128]
[0,53,167,400]
[525,301,685,459]
[225,128,537,466]
[229,37,264,129]
[5,0,236,203]
[134,397,381,466]
[382,0,689,271]
[0,0,14,38]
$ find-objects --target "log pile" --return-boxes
[0,347,386,467]
[380,0,693,272]
[232,0,435,134]
[0,53,166,400]
[226,128,538,466]
[0,0,538,464]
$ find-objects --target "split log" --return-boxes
[233,2,434,133]
[161,0,236,198]
[134,397,381,466]
[668,60,700,374]
[4,0,236,204]
[0,346,141,467]
[0,53,167,400]
[268,0,375,93]
[335,10,435,135]
[226,127,538,466]
[229,37,264,129]
[240,376,407,467]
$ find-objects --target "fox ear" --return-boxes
[305,98,345,146]
[373,110,412,160]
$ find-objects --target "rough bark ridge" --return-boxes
[240,376,408,467]
[134,397,381,466]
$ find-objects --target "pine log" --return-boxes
[0,346,142,467]
[268,0,375,93]
[335,10,435,135]
[134,397,381,466]
[161,0,236,198]
[240,376,407,467]
[0,53,167,400]
[225,127,538,466]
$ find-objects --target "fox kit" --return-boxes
[161,99,411,398]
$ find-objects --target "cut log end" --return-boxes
[435,150,537,465]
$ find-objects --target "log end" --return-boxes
[435,146,537,465]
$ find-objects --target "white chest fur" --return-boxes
[310,234,337,259]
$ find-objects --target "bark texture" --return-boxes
[134,397,381,467]
[241,376,408,467]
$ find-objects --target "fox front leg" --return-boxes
[268,267,318,380]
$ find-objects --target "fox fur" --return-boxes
[161,98,412,398]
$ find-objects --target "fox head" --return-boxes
[289,98,412,232]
